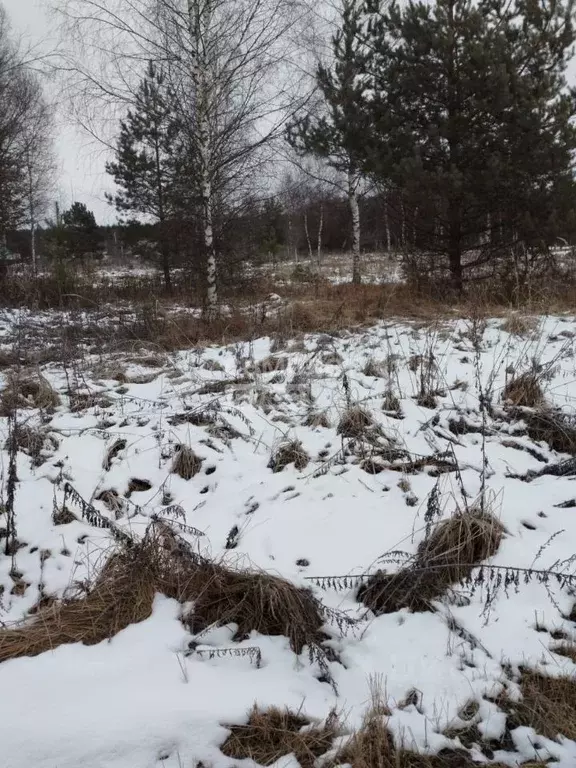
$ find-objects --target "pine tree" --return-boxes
[106,62,181,292]
[287,0,370,283]
[355,0,576,293]
[60,202,102,259]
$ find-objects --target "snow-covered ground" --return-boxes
[2,314,576,766]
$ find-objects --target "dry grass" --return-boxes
[551,643,576,663]
[4,424,57,464]
[302,410,331,429]
[363,358,385,378]
[268,440,309,472]
[358,505,505,615]
[518,407,576,455]
[338,406,374,438]
[504,669,576,742]
[0,370,60,415]
[221,706,339,768]
[332,691,509,768]
[256,355,289,374]
[382,392,401,413]
[171,445,202,479]
[0,545,156,662]
[501,314,537,336]
[0,522,328,662]
[502,372,545,407]
[103,438,127,471]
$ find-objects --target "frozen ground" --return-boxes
[1,314,576,766]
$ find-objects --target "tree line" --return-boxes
[1,0,576,305]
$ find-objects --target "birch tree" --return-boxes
[287,0,369,283]
[57,0,307,315]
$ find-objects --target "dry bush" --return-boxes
[358,505,505,615]
[302,410,331,429]
[268,440,309,472]
[502,372,545,408]
[0,522,329,662]
[221,706,339,768]
[504,669,576,742]
[171,445,202,479]
[0,371,60,415]
[500,314,537,336]
[338,406,374,438]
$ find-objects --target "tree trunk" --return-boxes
[384,192,391,252]
[154,133,171,294]
[304,211,313,260]
[448,208,463,294]
[203,172,218,318]
[188,0,218,318]
[317,202,323,271]
[160,233,172,294]
[349,169,361,284]
[27,150,36,276]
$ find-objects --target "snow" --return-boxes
[1,314,576,766]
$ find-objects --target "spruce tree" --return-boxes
[106,62,181,291]
[354,0,576,292]
[287,0,370,283]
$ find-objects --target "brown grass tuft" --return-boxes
[4,424,57,465]
[0,522,329,662]
[103,438,127,471]
[503,669,576,742]
[332,689,503,768]
[519,407,576,455]
[302,410,331,429]
[501,314,537,336]
[363,358,385,378]
[338,406,374,438]
[171,445,202,479]
[502,372,545,408]
[268,440,309,472]
[382,393,401,414]
[358,504,505,615]
[221,706,339,768]
[0,371,60,415]
[0,545,157,662]
[551,643,576,663]
[257,355,289,374]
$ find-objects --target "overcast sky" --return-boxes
[4,0,115,224]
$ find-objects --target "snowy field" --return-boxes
[2,313,576,766]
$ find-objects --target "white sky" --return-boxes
[3,0,115,224]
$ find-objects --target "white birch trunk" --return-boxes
[348,169,361,284]
[188,0,218,318]
[304,211,313,261]
[27,152,36,275]
[317,202,323,271]
[384,192,391,252]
